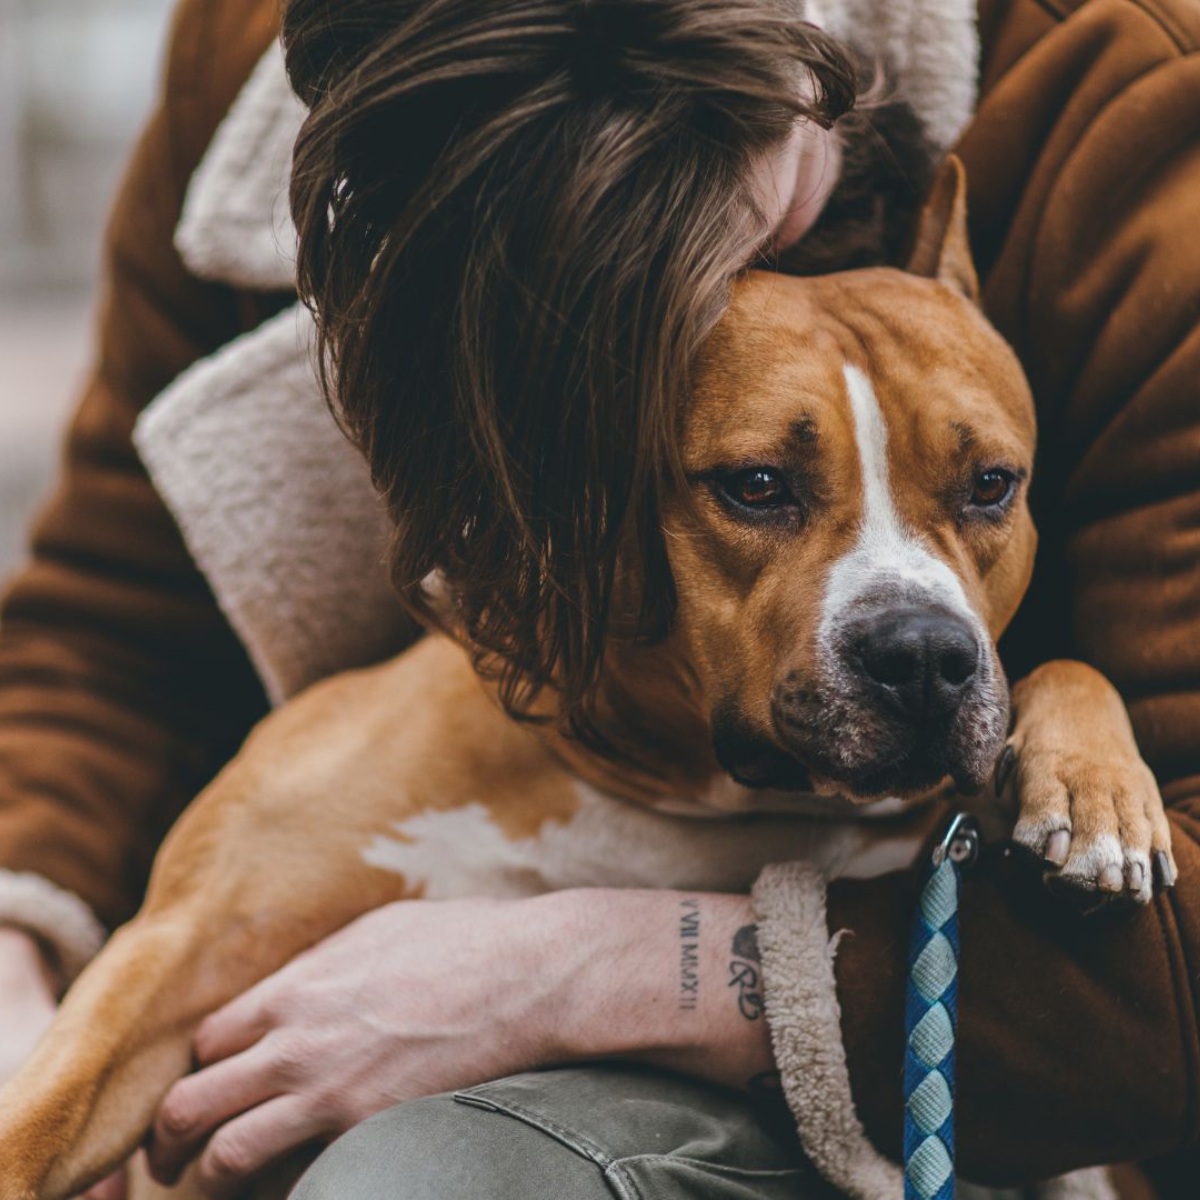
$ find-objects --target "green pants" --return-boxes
[290,1066,840,1199]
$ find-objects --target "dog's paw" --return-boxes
[999,738,1175,908]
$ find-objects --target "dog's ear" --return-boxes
[906,154,979,304]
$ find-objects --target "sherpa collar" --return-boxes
[175,46,304,293]
[136,0,982,704]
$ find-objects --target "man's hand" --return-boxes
[145,895,580,1198]
[146,889,773,1199]
[0,927,127,1200]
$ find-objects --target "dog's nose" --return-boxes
[850,607,979,718]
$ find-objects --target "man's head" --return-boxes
[283,0,857,734]
[664,160,1037,801]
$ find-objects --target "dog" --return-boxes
[0,157,1174,1200]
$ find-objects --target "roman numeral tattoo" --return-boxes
[679,897,701,1010]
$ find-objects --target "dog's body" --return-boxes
[0,161,1173,1200]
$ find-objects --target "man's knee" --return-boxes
[290,1093,612,1200]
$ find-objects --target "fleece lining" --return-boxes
[0,870,106,988]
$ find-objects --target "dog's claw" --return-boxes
[1098,864,1124,893]
[1154,850,1176,889]
[1128,860,1146,894]
[1044,830,1070,867]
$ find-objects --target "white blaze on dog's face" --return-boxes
[662,161,1037,802]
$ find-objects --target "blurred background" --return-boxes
[0,0,173,579]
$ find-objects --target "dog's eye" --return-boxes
[969,468,1015,509]
[718,468,794,511]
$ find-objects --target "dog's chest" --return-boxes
[358,782,934,899]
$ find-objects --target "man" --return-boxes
[1,0,1199,1196]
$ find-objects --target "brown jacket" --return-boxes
[0,0,1198,1190]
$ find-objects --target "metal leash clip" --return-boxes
[930,811,981,870]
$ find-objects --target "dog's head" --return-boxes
[663,158,1036,803]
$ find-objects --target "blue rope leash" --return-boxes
[903,812,981,1200]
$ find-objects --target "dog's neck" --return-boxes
[535,634,726,810]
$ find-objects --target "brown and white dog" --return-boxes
[0,158,1174,1200]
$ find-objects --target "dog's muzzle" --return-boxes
[771,604,1008,799]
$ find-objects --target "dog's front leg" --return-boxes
[0,642,485,1200]
[1001,659,1175,907]
[0,802,411,1200]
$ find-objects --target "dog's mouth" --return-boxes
[771,688,1007,801]
[803,741,982,800]
[714,724,959,800]
[712,680,1008,802]
[711,704,827,794]
[712,721,815,793]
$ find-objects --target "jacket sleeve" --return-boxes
[760,0,1200,1185]
[0,0,281,976]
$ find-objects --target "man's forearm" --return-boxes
[549,889,776,1092]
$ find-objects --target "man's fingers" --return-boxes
[148,1045,284,1185]
[194,981,278,1066]
[194,1095,324,1200]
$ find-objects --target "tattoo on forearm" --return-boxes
[679,898,701,1010]
[728,924,764,1021]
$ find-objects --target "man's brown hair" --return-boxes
[283,0,856,746]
